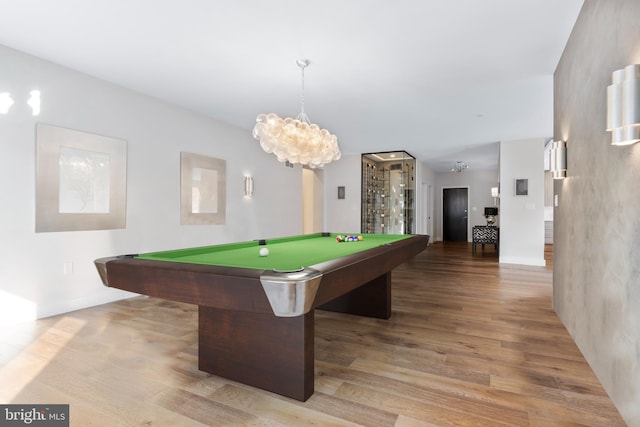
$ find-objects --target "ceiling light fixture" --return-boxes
[252,59,341,168]
[451,161,469,173]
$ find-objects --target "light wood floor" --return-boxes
[0,242,627,426]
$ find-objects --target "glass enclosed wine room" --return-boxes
[361,151,416,234]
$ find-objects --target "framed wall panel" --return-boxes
[515,178,529,196]
[35,123,127,232]
[180,152,226,225]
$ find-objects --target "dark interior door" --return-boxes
[443,188,468,242]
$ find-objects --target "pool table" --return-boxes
[94,232,429,401]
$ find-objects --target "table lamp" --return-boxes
[484,207,498,226]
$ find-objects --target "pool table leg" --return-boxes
[198,306,314,401]
[317,272,392,319]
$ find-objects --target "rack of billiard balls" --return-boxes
[336,234,363,242]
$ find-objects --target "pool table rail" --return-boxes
[95,255,275,314]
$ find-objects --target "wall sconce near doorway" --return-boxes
[490,186,499,206]
[244,176,254,197]
[607,64,640,145]
[549,140,567,179]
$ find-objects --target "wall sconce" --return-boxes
[0,92,14,114]
[28,90,41,116]
[243,176,254,197]
[490,187,499,206]
[607,64,640,145]
[244,176,253,197]
[549,140,567,179]
[0,90,41,116]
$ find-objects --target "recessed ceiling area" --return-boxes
[0,0,584,172]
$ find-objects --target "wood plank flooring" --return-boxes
[0,242,626,426]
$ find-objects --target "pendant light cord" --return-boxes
[296,59,310,123]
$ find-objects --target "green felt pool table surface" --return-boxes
[136,232,411,271]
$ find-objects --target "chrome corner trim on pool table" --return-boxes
[259,268,323,317]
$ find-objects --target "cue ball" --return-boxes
[259,247,269,257]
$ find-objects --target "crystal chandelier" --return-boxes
[451,161,469,173]
[252,59,341,168]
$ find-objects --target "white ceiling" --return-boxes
[0,0,584,172]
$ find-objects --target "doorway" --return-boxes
[443,187,468,242]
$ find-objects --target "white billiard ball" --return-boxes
[259,247,269,257]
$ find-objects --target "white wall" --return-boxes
[433,169,499,241]
[416,160,436,238]
[323,153,361,233]
[0,44,302,326]
[498,138,545,266]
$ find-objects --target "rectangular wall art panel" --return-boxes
[180,152,226,225]
[35,123,127,232]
